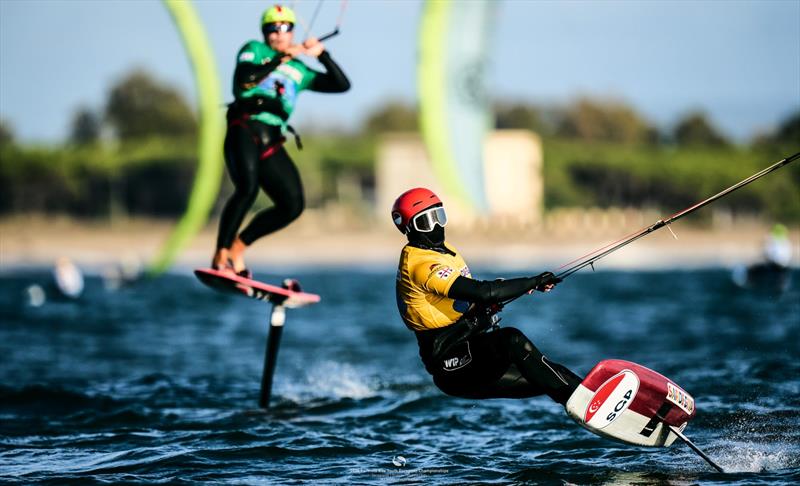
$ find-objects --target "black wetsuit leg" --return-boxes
[238,143,304,245]
[215,120,305,249]
[430,327,582,404]
[216,122,261,250]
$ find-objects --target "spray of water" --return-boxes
[278,361,376,402]
[710,409,800,473]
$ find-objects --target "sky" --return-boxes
[1,0,798,143]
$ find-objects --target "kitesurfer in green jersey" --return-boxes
[212,4,350,276]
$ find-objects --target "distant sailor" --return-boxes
[53,256,84,299]
[212,4,350,277]
[763,223,792,269]
[392,188,581,404]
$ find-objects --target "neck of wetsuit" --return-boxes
[408,241,454,256]
[407,227,453,255]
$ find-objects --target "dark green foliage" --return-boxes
[495,100,663,144]
[673,111,730,146]
[760,110,800,145]
[1,94,797,222]
[119,157,195,215]
[774,111,800,143]
[4,135,794,221]
[105,69,197,140]
[0,138,196,218]
[542,140,800,221]
[495,104,542,130]
[69,107,101,145]
[0,119,14,146]
[362,102,418,134]
[555,97,658,145]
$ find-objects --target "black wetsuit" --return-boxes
[413,250,582,405]
[216,49,350,251]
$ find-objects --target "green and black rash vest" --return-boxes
[231,40,350,127]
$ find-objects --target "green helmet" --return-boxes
[261,5,296,25]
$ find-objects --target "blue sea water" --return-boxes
[1,267,798,485]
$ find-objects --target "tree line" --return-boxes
[366,98,798,148]
[0,69,797,222]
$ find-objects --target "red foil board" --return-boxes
[194,268,320,305]
[580,359,696,427]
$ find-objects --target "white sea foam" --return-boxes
[279,361,376,402]
[714,441,799,473]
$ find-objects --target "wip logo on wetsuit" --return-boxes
[442,342,472,371]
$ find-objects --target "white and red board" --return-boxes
[194,268,320,309]
[565,359,696,447]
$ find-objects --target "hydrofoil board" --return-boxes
[565,359,724,472]
[566,359,695,447]
[194,268,320,308]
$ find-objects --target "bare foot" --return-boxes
[229,237,248,273]
[212,248,231,270]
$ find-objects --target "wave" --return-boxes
[0,384,119,416]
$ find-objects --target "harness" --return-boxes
[415,304,503,373]
[227,96,303,159]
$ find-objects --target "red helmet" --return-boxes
[391,187,443,234]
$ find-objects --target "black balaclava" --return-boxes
[407,225,452,255]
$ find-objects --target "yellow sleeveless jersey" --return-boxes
[395,243,472,331]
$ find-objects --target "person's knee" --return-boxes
[500,327,527,347]
[501,327,541,359]
[281,192,305,222]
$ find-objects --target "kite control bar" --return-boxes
[305,0,346,43]
[317,28,340,42]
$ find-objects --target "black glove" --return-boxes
[533,271,562,291]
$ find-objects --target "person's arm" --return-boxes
[426,272,559,360]
[307,51,351,93]
[447,272,561,304]
[234,56,283,88]
[301,37,350,93]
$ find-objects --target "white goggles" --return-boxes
[411,206,447,232]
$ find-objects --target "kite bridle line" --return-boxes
[317,0,348,42]
[297,0,348,43]
[300,0,324,41]
[500,151,799,307]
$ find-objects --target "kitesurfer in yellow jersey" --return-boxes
[393,188,582,404]
[212,4,350,277]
